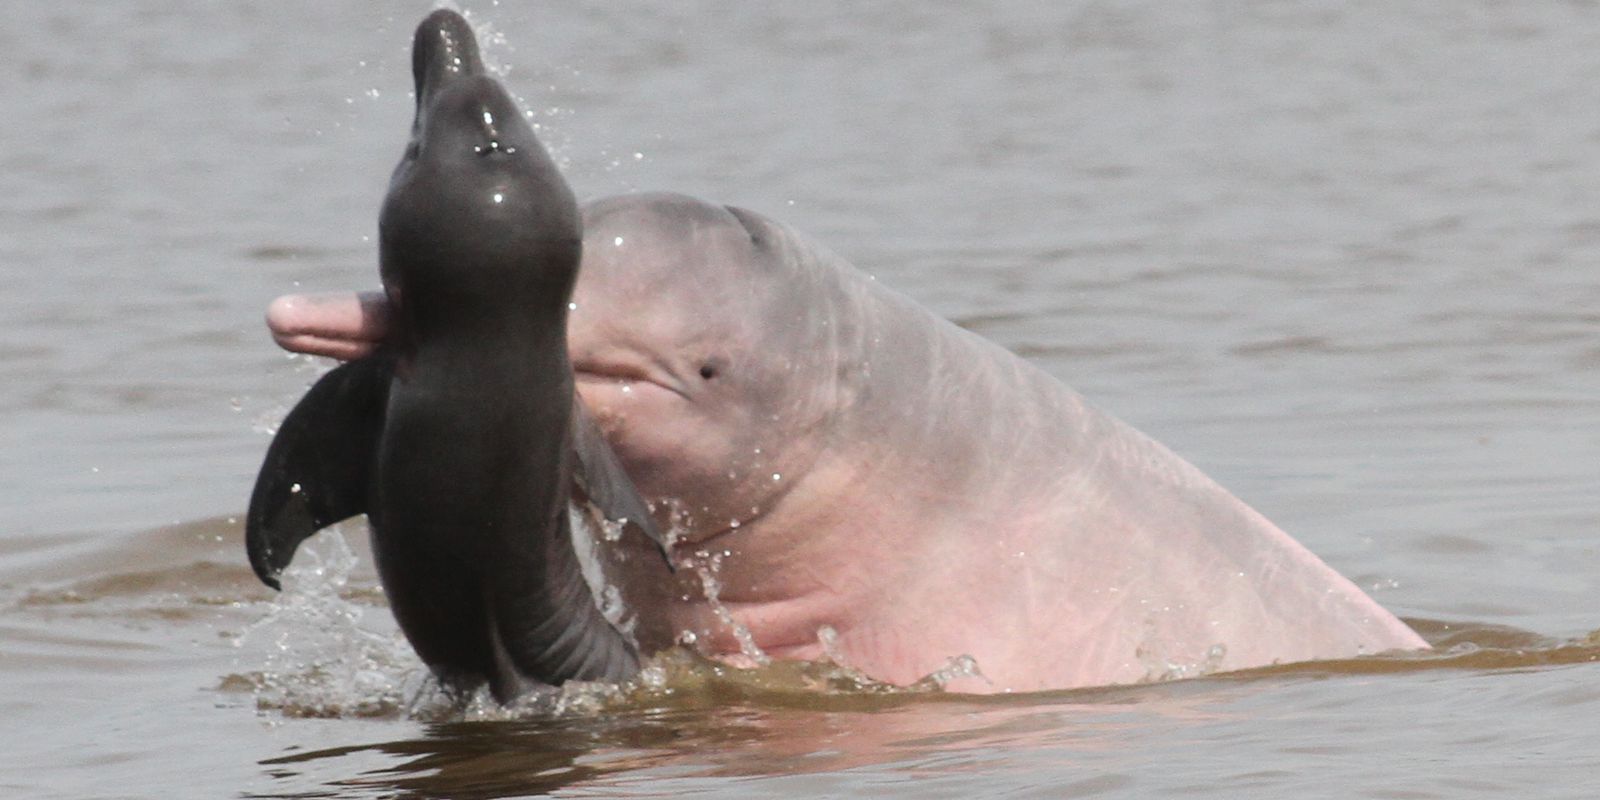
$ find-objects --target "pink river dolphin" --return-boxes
[265,191,1427,693]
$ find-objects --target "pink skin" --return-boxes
[265,193,1427,693]
[266,291,390,362]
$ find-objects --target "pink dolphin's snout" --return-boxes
[266,291,390,361]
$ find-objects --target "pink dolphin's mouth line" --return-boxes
[573,361,690,400]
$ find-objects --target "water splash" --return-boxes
[812,625,987,692]
[1137,636,1229,683]
[651,497,692,550]
[914,654,989,691]
[569,506,639,644]
[229,527,419,719]
[687,549,770,667]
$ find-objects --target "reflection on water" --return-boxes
[248,694,1190,799]
[241,624,1600,800]
[10,516,1597,798]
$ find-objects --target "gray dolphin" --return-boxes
[246,9,666,702]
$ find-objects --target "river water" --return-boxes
[4,1,1599,797]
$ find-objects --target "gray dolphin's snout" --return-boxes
[411,9,488,102]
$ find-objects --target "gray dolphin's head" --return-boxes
[569,193,871,539]
[378,9,580,340]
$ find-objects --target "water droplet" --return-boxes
[817,624,841,655]
[613,236,625,247]
[771,473,781,481]
[568,301,577,311]
[290,483,302,494]
[492,192,503,204]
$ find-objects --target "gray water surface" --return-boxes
[3,2,1599,797]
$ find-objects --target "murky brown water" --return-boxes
[4,1,1599,797]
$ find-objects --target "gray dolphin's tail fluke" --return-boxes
[245,349,651,695]
[246,356,391,590]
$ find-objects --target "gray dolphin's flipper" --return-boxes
[570,403,673,564]
[246,356,391,590]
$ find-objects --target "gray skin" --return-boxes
[246,10,666,703]
[268,191,1428,693]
